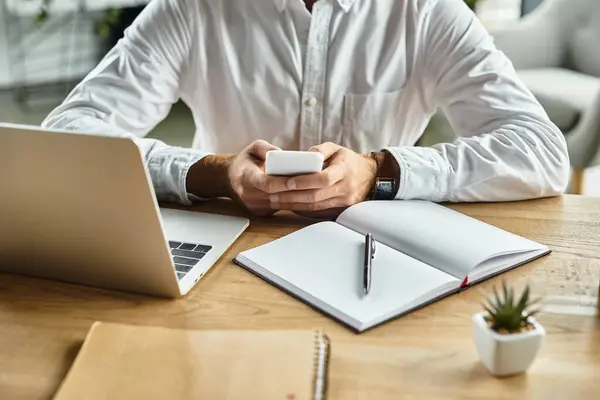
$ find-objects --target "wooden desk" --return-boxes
[1,195,599,399]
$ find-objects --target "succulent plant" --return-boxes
[482,280,541,334]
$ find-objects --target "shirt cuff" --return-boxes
[384,146,450,202]
[146,147,209,206]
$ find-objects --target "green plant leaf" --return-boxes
[483,307,496,320]
[93,7,124,40]
[502,279,509,304]
[527,296,543,308]
[96,24,110,40]
[493,284,502,307]
[35,9,49,25]
[105,8,122,24]
[527,308,541,318]
[464,0,478,9]
[483,294,499,311]
[517,285,530,309]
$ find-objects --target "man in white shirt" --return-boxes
[42,0,570,217]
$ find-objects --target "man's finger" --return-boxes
[245,165,270,192]
[286,163,345,191]
[243,189,272,201]
[269,184,340,204]
[270,197,346,212]
[309,142,341,160]
[248,140,281,160]
[246,165,291,193]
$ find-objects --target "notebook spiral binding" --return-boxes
[313,330,331,400]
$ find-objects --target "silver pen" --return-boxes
[363,233,376,295]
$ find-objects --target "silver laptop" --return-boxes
[0,123,249,298]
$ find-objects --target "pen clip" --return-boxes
[371,237,376,259]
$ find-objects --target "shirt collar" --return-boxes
[276,0,356,13]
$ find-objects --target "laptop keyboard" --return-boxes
[168,241,212,281]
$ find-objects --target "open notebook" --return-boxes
[53,322,330,400]
[235,200,550,332]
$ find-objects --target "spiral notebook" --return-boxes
[53,322,330,400]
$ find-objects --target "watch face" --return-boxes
[376,180,395,200]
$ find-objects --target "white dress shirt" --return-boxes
[42,0,570,205]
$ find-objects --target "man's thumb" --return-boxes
[309,142,341,159]
[249,140,281,160]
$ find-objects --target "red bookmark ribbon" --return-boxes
[461,276,469,288]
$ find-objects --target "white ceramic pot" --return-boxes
[472,312,545,377]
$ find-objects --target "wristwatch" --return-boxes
[373,177,396,200]
[369,151,399,200]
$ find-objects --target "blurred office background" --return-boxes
[1,0,599,194]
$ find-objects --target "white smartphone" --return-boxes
[265,150,324,176]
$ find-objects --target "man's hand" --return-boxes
[268,142,378,215]
[227,140,290,216]
[186,140,288,216]
[187,141,398,218]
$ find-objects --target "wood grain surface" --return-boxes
[1,195,599,399]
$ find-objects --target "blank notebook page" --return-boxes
[238,222,459,329]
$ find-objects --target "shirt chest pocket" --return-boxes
[342,89,404,153]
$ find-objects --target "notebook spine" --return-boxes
[312,330,331,400]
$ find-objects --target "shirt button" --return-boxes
[305,97,318,107]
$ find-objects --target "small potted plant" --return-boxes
[472,280,545,377]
